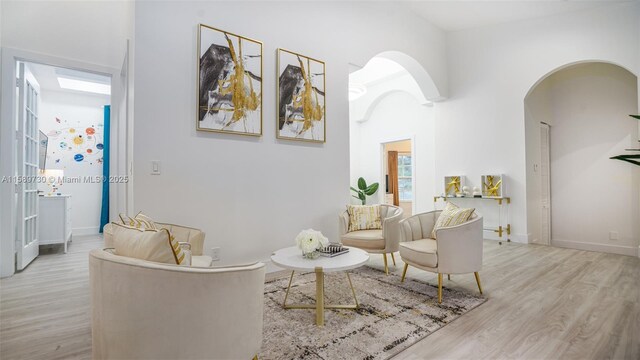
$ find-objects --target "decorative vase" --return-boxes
[302,250,320,259]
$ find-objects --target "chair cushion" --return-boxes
[347,205,382,231]
[111,223,186,265]
[400,239,438,268]
[341,229,384,250]
[191,255,213,267]
[431,202,475,239]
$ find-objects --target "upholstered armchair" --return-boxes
[89,249,265,360]
[338,204,403,275]
[399,210,483,303]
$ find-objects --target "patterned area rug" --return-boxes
[260,266,486,360]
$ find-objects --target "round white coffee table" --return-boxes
[271,246,369,326]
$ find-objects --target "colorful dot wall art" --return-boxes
[45,116,105,167]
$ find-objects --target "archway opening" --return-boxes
[348,52,439,217]
[524,61,639,255]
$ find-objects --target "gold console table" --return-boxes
[434,196,511,244]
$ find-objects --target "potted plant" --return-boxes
[610,114,640,166]
[350,177,379,205]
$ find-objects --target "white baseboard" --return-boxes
[552,239,638,257]
[72,226,100,236]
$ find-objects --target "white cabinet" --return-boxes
[39,195,72,253]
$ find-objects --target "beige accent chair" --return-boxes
[89,249,265,360]
[103,222,212,267]
[339,204,403,275]
[399,210,483,303]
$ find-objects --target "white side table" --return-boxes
[270,246,369,326]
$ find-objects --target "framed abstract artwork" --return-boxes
[197,24,263,136]
[276,48,326,143]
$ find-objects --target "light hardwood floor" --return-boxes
[1,236,638,359]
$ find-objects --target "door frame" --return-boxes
[539,122,551,246]
[379,134,416,215]
[0,47,128,277]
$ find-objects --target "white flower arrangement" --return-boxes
[295,229,329,256]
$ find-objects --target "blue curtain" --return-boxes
[99,105,110,233]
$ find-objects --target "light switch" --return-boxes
[151,160,161,175]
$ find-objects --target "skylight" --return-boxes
[57,76,111,95]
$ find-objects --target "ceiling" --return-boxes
[27,62,111,97]
[401,1,632,32]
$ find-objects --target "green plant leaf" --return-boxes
[364,183,379,196]
[629,114,640,120]
[350,186,360,193]
[610,154,640,166]
[357,177,367,191]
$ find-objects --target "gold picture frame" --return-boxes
[276,48,326,143]
[196,24,263,136]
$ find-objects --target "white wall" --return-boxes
[39,90,110,235]
[132,1,447,265]
[351,85,435,214]
[1,1,132,69]
[439,2,640,243]
[533,63,638,255]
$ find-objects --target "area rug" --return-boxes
[260,266,486,360]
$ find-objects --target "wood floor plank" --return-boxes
[1,237,638,359]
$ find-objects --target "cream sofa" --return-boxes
[103,222,213,267]
[338,204,403,274]
[89,249,265,360]
[399,210,483,303]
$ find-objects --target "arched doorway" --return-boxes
[524,61,639,255]
[348,52,442,216]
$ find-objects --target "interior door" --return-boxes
[540,122,551,246]
[16,62,40,270]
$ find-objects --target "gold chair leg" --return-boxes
[383,253,389,275]
[448,274,451,281]
[474,272,483,294]
[401,263,408,282]
[390,252,396,266]
[438,273,443,303]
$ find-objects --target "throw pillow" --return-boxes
[347,204,382,232]
[117,214,147,229]
[134,212,158,230]
[431,202,475,239]
[111,222,186,265]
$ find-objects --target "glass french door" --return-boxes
[16,62,40,270]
